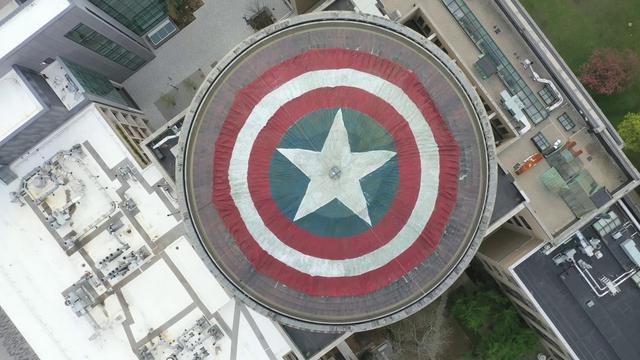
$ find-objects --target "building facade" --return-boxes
[82,0,171,36]
[0,0,174,184]
[0,0,157,82]
[0,56,146,184]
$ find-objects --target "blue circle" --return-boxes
[269,108,399,238]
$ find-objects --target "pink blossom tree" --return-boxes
[579,48,640,95]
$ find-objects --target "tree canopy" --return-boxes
[618,112,640,154]
[579,48,640,95]
[451,286,540,360]
[386,295,452,360]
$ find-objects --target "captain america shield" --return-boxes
[214,48,459,296]
[180,15,494,330]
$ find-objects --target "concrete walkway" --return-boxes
[123,0,292,129]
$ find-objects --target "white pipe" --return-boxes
[571,254,637,297]
[566,251,607,296]
[523,59,564,111]
[580,262,607,291]
[152,132,180,149]
[612,268,637,285]
[518,116,531,135]
[573,260,608,297]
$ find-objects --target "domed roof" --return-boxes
[178,12,496,331]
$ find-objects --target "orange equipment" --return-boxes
[514,153,544,175]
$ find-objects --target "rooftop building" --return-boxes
[178,12,496,331]
[2,0,640,359]
[0,0,218,181]
[0,102,305,360]
[0,60,145,184]
[380,0,637,237]
[0,0,169,183]
[478,197,640,360]
[514,199,640,360]
[0,0,157,82]
[372,1,640,358]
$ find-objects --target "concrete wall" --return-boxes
[0,4,154,82]
[293,0,322,13]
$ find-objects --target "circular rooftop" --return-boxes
[178,12,496,331]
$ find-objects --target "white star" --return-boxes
[277,109,396,225]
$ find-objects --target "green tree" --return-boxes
[451,286,540,360]
[618,112,640,154]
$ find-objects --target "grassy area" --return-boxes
[520,0,640,127]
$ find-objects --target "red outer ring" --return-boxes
[248,86,420,259]
[212,48,460,296]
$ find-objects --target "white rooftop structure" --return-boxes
[41,59,85,110]
[621,238,640,267]
[0,103,298,360]
[500,90,531,134]
[0,68,43,143]
[0,0,70,59]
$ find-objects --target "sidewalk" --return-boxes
[123,0,291,129]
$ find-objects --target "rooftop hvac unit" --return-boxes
[620,238,640,267]
[632,272,640,288]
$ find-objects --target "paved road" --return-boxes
[0,306,38,360]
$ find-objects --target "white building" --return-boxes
[0,102,303,360]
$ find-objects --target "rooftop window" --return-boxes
[540,149,601,217]
[558,113,576,131]
[442,0,549,124]
[88,0,168,36]
[538,85,558,106]
[65,23,146,71]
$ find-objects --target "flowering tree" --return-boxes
[579,48,640,95]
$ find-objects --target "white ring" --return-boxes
[229,69,439,277]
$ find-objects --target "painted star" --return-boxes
[277,109,396,225]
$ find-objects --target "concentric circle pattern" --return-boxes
[269,107,399,238]
[178,13,496,331]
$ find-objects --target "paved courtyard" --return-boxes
[123,0,292,129]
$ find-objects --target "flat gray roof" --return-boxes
[282,325,342,358]
[515,202,640,360]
